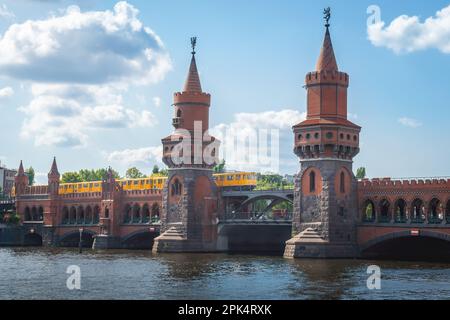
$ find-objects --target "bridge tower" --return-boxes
[42,157,60,246]
[153,38,221,253]
[285,12,361,258]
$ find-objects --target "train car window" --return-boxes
[134,181,139,185]
[227,175,233,181]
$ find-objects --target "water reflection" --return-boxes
[0,248,449,300]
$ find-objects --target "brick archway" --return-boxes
[360,229,450,252]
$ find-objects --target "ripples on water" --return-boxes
[0,248,449,300]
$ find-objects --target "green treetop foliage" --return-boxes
[126,167,145,179]
[255,173,294,190]
[356,167,367,180]
[61,168,120,183]
[25,167,35,186]
[151,165,169,177]
[213,160,226,173]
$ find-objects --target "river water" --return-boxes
[0,247,449,300]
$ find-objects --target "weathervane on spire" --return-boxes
[191,37,197,55]
[323,7,331,28]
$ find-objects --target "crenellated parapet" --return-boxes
[173,92,211,106]
[305,70,349,87]
[359,177,450,190]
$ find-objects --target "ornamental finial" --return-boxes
[323,7,331,28]
[191,37,197,55]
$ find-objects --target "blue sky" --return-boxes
[0,0,449,183]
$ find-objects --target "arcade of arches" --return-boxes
[361,198,450,224]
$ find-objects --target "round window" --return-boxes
[326,132,333,139]
[314,133,320,139]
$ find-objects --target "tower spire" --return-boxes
[18,160,25,176]
[49,157,59,176]
[316,8,338,73]
[183,37,202,93]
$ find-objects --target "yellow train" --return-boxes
[57,172,257,195]
[213,172,257,189]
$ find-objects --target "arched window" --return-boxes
[428,198,442,224]
[151,203,160,223]
[171,179,182,196]
[31,207,38,221]
[177,109,182,118]
[411,199,424,223]
[379,199,390,222]
[69,207,77,225]
[363,200,375,222]
[85,206,93,225]
[24,207,31,221]
[132,204,140,223]
[340,171,345,193]
[394,199,407,223]
[123,204,131,224]
[309,171,316,193]
[93,206,100,224]
[446,200,450,224]
[62,207,69,225]
[142,204,150,223]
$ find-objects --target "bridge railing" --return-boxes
[222,211,293,222]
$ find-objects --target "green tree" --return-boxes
[213,160,226,173]
[25,167,35,186]
[61,172,82,183]
[152,165,160,175]
[126,167,145,179]
[356,167,366,180]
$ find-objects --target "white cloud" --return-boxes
[0,4,15,20]
[152,96,161,107]
[0,1,172,84]
[398,117,422,128]
[106,146,163,166]
[0,86,14,98]
[1,2,171,147]
[19,84,158,147]
[368,5,450,54]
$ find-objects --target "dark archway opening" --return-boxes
[23,233,43,246]
[362,200,375,222]
[379,199,390,223]
[362,236,450,262]
[122,232,158,250]
[58,232,95,248]
[394,199,407,223]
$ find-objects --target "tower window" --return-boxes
[353,135,357,141]
[171,179,182,196]
[177,109,182,118]
[340,171,345,193]
[309,171,316,192]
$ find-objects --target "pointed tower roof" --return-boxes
[49,157,59,176]
[316,27,338,73]
[18,160,25,176]
[183,37,202,93]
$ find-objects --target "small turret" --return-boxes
[14,160,28,196]
[48,157,60,196]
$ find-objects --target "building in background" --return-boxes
[0,163,17,197]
